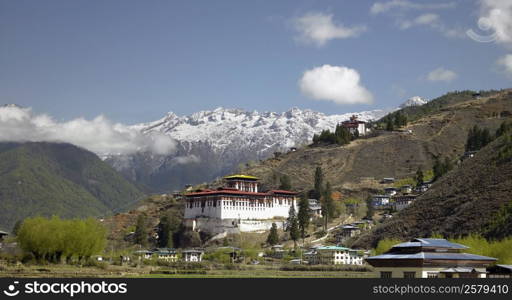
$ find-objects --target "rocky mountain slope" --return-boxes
[352,128,512,248]
[0,142,144,231]
[106,107,391,192]
[240,90,512,198]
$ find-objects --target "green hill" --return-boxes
[0,142,145,231]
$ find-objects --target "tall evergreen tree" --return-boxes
[386,117,394,131]
[297,195,310,243]
[415,167,424,187]
[134,214,149,247]
[313,166,324,200]
[287,206,300,248]
[266,223,279,246]
[321,182,334,231]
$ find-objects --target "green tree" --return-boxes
[287,205,300,248]
[12,219,23,236]
[415,167,424,187]
[386,117,394,131]
[266,223,279,246]
[134,214,149,247]
[321,182,334,231]
[157,212,181,248]
[313,166,324,200]
[297,195,310,243]
[16,216,106,263]
[279,174,292,190]
[365,196,374,219]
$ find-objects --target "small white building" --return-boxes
[372,195,391,208]
[384,187,398,196]
[400,185,413,194]
[306,246,364,265]
[183,249,204,262]
[393,195,417,211]
[341,115,368,136]
[308,199,322,218]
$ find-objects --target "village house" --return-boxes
[393,195,418,211]
[335,225,361,243]
[487,265,512,278]
[0,230,7,243]
[184,175,298,234]
[306,246,364,265]
[133,250,153,260]
[271,244,285,259]
[400,185,413,194]
[341,115,368,136]
[183,249,204,262]
[153,248,178,262]
[308,199,322,218]
[366,238,497,278]
[384,187,398,196]
[372,195,391,208]
[380,178,395,184]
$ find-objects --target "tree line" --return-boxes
[16,216,106,263]
[312,124,358,146]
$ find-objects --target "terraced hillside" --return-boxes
[241,90,512,198]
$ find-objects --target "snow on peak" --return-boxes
[400,96,428,108]
[133,107,391,154]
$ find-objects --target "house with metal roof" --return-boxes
[182,249,204,262]
[0,230,8,242]
[366,238,497,278]
[487,265,512,278]
[306,245,364,265]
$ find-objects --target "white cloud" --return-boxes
[426,67,458,82]
[299,64,374,105]
[497,54,512,75]
[0,105,176,156]
[397,13,465,38]
[292,12,366,47]
[399,13,440,29]
[370,0,456,15]
[477,0,512,46]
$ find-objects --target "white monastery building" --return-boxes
[341,115,368,136]
[184,175,297,234]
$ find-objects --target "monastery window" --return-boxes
[380,272,392,279]
[403,272,416,279]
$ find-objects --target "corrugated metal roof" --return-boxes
[392,238,468,249]
[367,252,496,261]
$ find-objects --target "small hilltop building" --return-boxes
[184,175,297,234]
[341,115,368,136]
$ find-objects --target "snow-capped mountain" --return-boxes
[106,107,391,192]
[400,96,428,108]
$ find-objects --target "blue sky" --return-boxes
[1,0,511,123]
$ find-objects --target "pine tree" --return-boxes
[12,219,23,236]
[321,182,334,231]
[297,195,310,243]
[266,223,279,246]
[313,166,324,200]
[386,117,394,131]
[134,214,149,247]
[415,167,424,187]
[287,206,300,248]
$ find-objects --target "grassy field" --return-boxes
[0,263,376,278]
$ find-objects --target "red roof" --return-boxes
[185,189,297,197]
